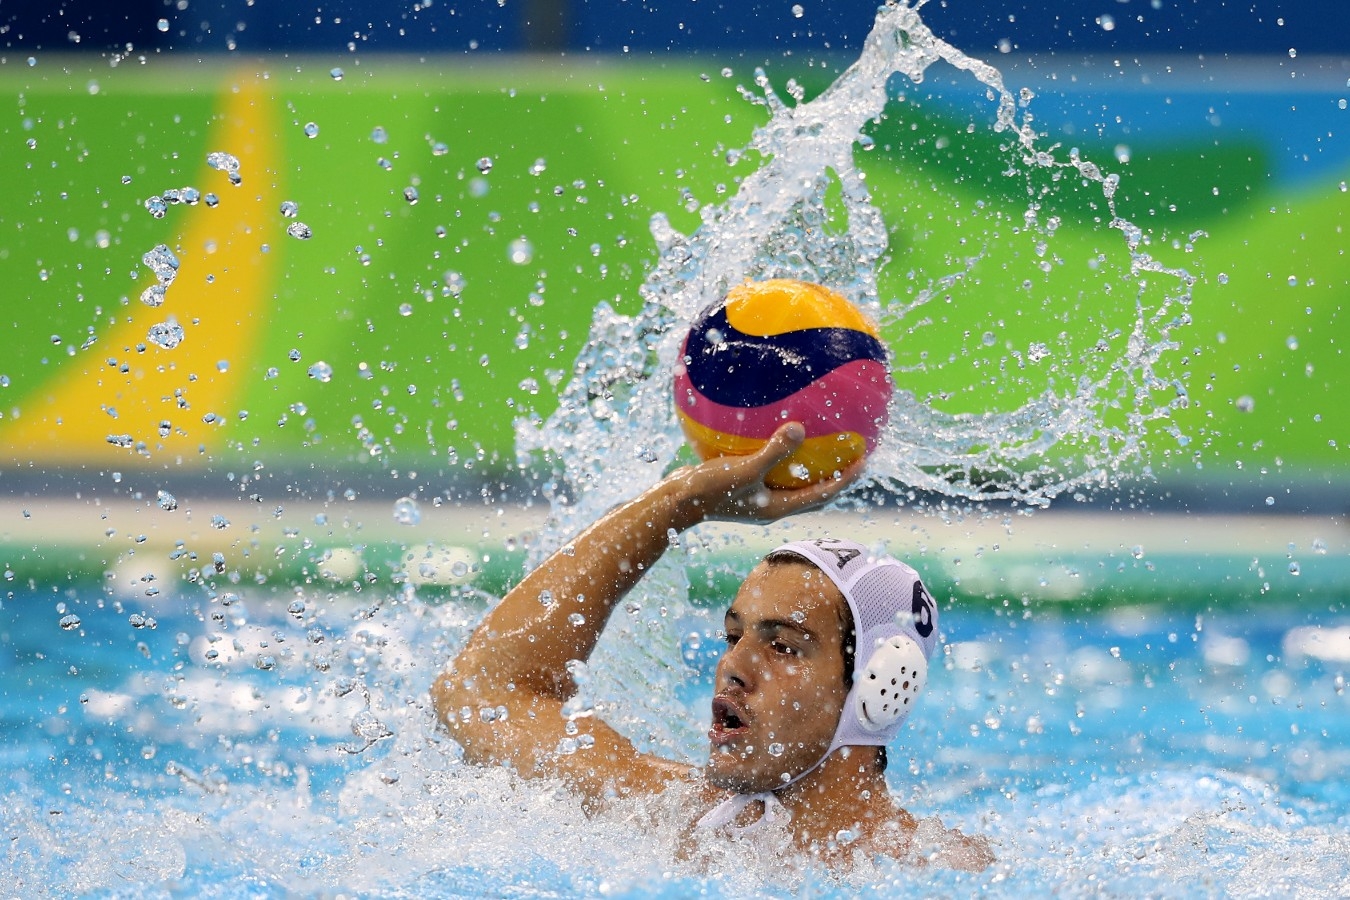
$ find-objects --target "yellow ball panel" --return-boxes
[723,278,880,339]
[677,409,867,488]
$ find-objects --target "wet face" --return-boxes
[705,559,850,793]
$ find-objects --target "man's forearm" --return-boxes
[454,476,704,699]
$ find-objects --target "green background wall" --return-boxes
[1,57,1345,505]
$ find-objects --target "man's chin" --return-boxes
[704,751,782,794]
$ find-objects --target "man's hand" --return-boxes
[669,422,865,525]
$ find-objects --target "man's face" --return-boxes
[705,559,850,793]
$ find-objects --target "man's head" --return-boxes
[705,538,938,794]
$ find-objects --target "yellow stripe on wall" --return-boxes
[1,77,277,466]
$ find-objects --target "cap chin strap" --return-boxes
[695,790,790,834]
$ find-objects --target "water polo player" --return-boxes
[433,423,992,869]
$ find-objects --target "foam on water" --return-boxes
[5,592,1347,897]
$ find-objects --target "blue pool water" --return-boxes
[4,565,1347,898]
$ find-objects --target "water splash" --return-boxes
[517,0,1194,552]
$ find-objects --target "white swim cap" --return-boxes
[773,538,938,754]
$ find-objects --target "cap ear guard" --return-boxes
[854,634,929,733]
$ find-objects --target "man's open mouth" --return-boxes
[709,696,750,746]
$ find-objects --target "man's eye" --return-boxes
[772,641,800,656]
[724,633,741,646]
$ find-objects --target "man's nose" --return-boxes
[717,640,759,690]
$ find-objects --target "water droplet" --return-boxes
[287,222,313,240]
[288,599,307,618]
[476,156,493,174]
[206,151,241,175]
[442,271,466,296]
[1217,272,1229,285]
[1288,48,1297,58]
[303,121,319,138]
[59,614,81,631]
[1286,336,1298,350]
[156,18,169,32]
[142,244,180,285]
[399,303,413,317]
[431,141,449,156]
[377,157,393,171]
[157,490,177,511]
[529,157,546,175]
[1097,14,1115,31]
[204,193,219,207]
[1265,496,1275,507]
[981,331,997,347]
[279,200,299,218]
[140,284,167,307]
[371,125,389,144]
[1235,395,1255,413]
[768,741,785,756]
[147,320,185,350]
[144,196,167,218]
[1288,561,1301,576]
[330,67,344,81]
[508,237,533,265]
[791,5,804,18]
[568,612,586,627]
[403,186,419,205]
[392,497,421,526]
[307,361,333,382]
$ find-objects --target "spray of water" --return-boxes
[517,0,1195,552]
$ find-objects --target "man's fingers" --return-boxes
[757,456,866,517]
[756,422,806,467]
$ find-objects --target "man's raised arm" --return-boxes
[432,423,860,802]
